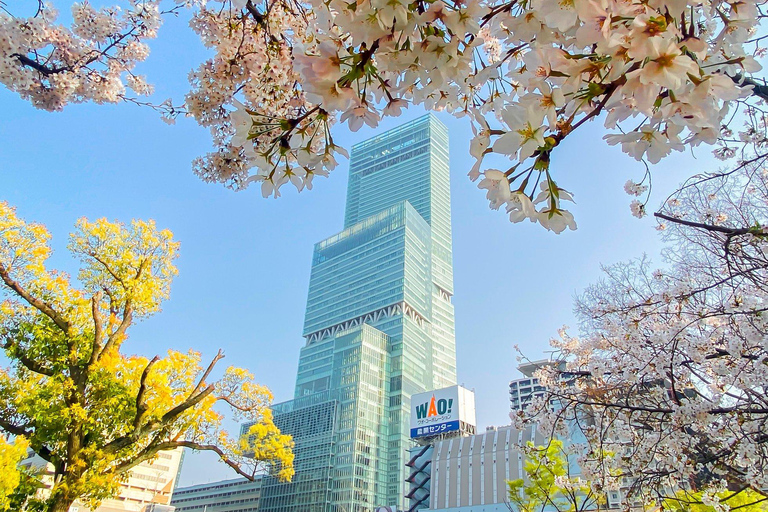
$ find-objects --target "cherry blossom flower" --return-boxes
[340,105,381,132]
[495,106,547,160]
[632,38,698,91]
[2,0,767,233]
[538,208,577,233]
[478,169,511,209]
[506,192,537,223]
[624,180,648,196]
[629,199,646,218]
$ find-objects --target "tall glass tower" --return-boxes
[255,114,456,512]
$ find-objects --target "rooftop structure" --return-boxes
[171,477,262,512]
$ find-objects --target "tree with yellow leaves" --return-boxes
[0,434,29,510]
[0,202,294,512]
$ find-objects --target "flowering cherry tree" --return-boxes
[2,0,768,231]
[518,163,768,508]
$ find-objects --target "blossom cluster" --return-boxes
[2,0,767,229]
[0,1,165,111]
[214,0,765,229]
[185,0,337,194]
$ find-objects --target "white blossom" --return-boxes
[1,0,767,231]
[522,166,768,503]
[624,180,648,197]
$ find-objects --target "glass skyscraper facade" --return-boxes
[255,114,457,512]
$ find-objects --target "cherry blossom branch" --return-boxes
[11,54,64,76]
[245,0,267,27]
[120,96,188,117]
[654,212,758,236]
[730,73,768,102]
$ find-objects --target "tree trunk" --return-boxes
[47,494,77,512]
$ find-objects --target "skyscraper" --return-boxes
[256,114,456,512]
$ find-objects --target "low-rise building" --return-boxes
[407,424,543,512]
[19,448,184,512]
[170,477,263,512]
[142,505,176,512]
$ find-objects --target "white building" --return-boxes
[407,424,544,512]
[19,448,184,512]
[508,360,553,412]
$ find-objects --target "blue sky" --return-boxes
[0,5,714,486]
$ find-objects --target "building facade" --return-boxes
[20,448,184,512]
[256,114,457,512]
[171,477,262,512]
[406,425,543,512]
[509,360,549,413]
[509,360,572,413]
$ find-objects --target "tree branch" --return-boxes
[216,395,255,412]
[189,349,224,398]
[1,338,56,377]
[111,440,257,481]
[0,262,71,334]
[11,53,65,76]
[174,441,257,479]
[730,73,768,102]
[134,356,160,429]
[161,384,216,424]
[0,417,33,438]
[732,497,768,511]
[88,292,104,369]
[654,212,757,236]
[245,0,266,26]
[103,384,216,455]
[99,299,133,359]
[88,253,127,287]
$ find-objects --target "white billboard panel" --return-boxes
[457,385,476,426]
[410,385,476,439]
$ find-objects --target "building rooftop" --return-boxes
[173,477,261,494]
